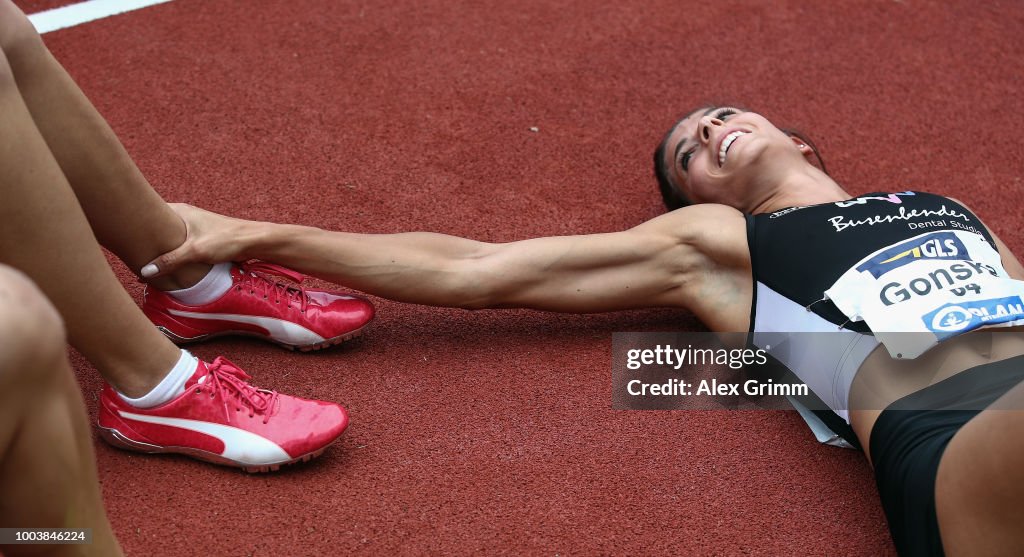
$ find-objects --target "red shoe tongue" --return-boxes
[185,360,213,389]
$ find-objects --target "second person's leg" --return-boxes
[0,22,179,396]
[0,0,209,291]
[0,267,123,557]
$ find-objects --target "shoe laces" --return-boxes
[238,261,309,313]
[195,357,279,424]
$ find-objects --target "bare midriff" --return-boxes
[849,329,1024,465]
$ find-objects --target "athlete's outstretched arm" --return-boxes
[144,203,746,313]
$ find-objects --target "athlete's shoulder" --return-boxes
[656,202,745,225]
[639,203,746,244]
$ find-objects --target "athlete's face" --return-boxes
[662,107,815,209]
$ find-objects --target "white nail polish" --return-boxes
[141,264,158,278]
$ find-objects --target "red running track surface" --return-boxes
[12,0,1024,555]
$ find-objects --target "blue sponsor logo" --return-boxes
[922,296,1024,340]
[857,231,968,278]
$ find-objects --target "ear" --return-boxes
[789,135,812,155]
[790,135,816,162]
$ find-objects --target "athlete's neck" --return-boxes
[748,166,850,214]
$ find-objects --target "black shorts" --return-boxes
[869,354,1024,557]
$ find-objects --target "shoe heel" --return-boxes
[143,306,211,344]
[98,426,164,454]
[97,399,164,454]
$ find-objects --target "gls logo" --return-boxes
[923,296,1024,339]
[857,232,968,279]
[879,260,999,306]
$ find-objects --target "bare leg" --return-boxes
[0,0,211,291]
[0,19,179,396]
[0,267,123,557]
[935,383,1024,556]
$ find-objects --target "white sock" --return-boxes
[119,350,199,408]
[165,262,233,305]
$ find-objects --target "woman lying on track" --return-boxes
[143,106,1024,556]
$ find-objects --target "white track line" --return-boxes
[28,0,174,34]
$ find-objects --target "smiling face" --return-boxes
[657,107,817,211]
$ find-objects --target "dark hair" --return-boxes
[652,108,828,211]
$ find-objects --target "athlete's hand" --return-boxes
[141,203,255,278]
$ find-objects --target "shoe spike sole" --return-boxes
[155,321,372,352]
[98,426,336,473]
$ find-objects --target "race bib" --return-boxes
[825,230,1024,358]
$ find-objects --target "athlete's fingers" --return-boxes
[141,245,194,278]
[141,203,252,279]
[141,203,210,278]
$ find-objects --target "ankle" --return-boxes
[160,263,233,305]
[100,345,183,398]
[117,350,198,408]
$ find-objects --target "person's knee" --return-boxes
[0,265,66,383]
[0,1,46,62]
